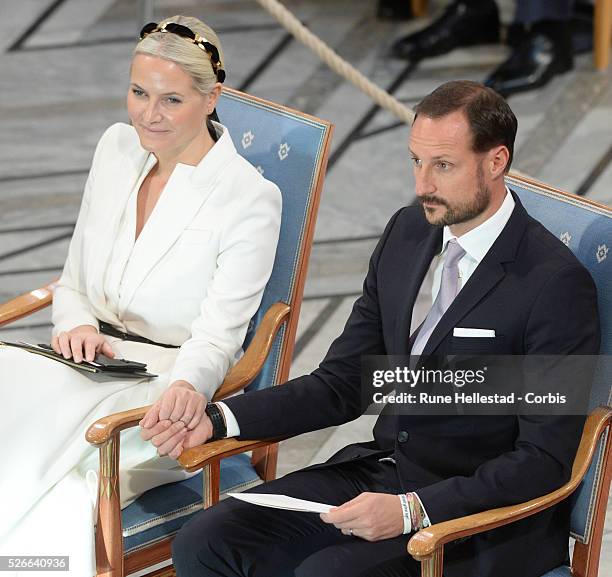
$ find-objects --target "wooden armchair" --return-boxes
[408,404,611,577]
[166,174,612,577]
[0,88,333,577]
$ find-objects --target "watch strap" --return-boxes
[205,402,227,441]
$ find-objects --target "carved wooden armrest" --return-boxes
[408,406,612,562]
[85,302,291,445]
[178,436,283,472]
[0,281,58,327]
[86,406,151,445]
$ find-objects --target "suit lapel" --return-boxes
[421,192,529,355]
[117,126,237,315]
[421,260,506,355]
[85,149,154,317]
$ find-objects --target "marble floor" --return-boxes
[0,0,610,574]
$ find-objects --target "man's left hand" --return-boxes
[141,380,206,431]
[320,492,404,541]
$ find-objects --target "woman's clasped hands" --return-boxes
[140,381,213,459]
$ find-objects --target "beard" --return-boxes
[420,163,491,227]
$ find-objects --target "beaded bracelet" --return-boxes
[407,492,431,530]
[397,494,412,534]
[398,492,431,534]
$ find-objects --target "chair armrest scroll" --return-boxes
[87,410,284,471]
[178,437,284,473]
[86,406,151,445]
[0,281,58,327]
[212,302,291,400]
[408,406,612,560]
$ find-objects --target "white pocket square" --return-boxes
[453,328,496,338]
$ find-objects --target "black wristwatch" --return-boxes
[205,403,227,441]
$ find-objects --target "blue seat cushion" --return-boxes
[540,566,572,577]
[121,453,260,553]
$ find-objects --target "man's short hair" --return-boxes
[414,80,518,172]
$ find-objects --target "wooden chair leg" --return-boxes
[252,444,279,481]
[419,547,444,577]
[594,0,612,70]
[411,0,428,18]
[95,436,124,577]
[202,461,221,508]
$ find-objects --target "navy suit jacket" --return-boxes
[224,192,600,577]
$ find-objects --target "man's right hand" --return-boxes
[51,325,115,363]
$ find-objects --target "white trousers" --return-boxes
[0,340,197,577]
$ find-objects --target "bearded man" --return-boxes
[163,81,600,577]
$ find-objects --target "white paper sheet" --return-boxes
[226,492,333,514]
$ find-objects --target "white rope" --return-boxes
[253,0,415,124]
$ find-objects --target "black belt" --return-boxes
[98,321,179,349]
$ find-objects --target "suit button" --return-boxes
[397,431,409,443]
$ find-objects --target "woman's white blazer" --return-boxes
[52,122,282,400]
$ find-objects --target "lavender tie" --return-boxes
[411,239,466,356]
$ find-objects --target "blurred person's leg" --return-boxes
[390,0,500,61]
[515,0,574,23]
[485,0,574,96]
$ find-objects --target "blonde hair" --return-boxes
[134,15,224,95]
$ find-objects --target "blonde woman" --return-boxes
[0,16,281,576]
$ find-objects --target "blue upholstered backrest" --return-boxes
[506,175,611,543]
[216,89,330,392]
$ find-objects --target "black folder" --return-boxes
[0,341,157,378]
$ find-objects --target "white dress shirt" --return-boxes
[410,189,515,334]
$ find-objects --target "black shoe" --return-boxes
[485,20,573,98]
[390,0,500,61]
[377,0,413,20]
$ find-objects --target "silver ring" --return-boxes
[349,528,353,536]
